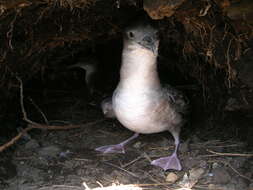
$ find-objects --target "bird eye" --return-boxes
[128,31,134,38]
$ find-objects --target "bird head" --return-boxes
[124,22,159,55]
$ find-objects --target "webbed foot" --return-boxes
[151,152,182,171]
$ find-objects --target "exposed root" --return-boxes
[206,149,253,157]
[0,76,105,152]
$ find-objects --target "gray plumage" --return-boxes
[97,21,189,171]
[101,97,115,118]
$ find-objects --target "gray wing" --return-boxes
[101,97,115,118]
[162,84,190,115]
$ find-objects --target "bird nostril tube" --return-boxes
[143,36,152,44]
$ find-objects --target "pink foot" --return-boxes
[95,144,125,154]
[151,152,182,171]
[95,133,139,154]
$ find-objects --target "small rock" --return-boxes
[133,141,142,149]
[166,172,178,183]
[212,168,231,184]
[212,162,219,169]
[25,139,40,150]
[179,168,205,188]
[38,145,61,158]
[189,167,205,181]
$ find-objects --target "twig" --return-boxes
[121,154,143,168]
[102,162,140,178]
[199,2,211,16]
[84,181,178,190]
[84,184,142,190]
[148,146,173,150]
[39,185,84,190]
[29,97,49,125]
[143,152,152,162]
[0,125,33,152]
[0,76,105,152]
[96,181,104,188]
[74,158,93,162]
[0,119,105,153]
[226,38,233,88]
[16,76,29,122]
[206,149,253,157]
[204,144,244,148]
[6,11,18,50]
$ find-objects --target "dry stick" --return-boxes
[84,182,177,190]
[148,145,173,150]
[0,76,105,152]
[199,2,211,17]
[29,97,49,125]
[0,114,104,153]
[6,11,18,50]
[39,185,83,190]
[121,155,143,168]
[84,184,142,190]
[96,181,104,188]
[143,152,152,162]
[16,76,35,125]
[102,162,140,178]
[205,144,244,148]
[206,149,253,157]
[0,125,33,152]
[226,38,233,88]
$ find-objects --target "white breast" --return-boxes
[112,43,172,134]
[113,87,169,134]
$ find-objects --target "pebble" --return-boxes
[212,168,231,184]
[166,172,178,183]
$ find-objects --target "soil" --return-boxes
[0,88,252,190]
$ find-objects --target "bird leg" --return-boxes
[95,133,139,154]
[151,131,182,171]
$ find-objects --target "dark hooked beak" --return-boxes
[139,35,159,54]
